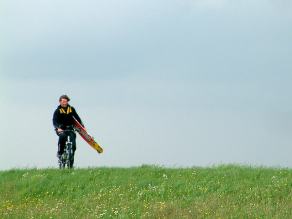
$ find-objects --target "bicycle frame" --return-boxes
[59,129,75,169]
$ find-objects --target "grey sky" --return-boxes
[1,0,292,169]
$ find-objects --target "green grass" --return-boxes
[0,165,291,218]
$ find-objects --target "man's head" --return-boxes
[59,95,70,107]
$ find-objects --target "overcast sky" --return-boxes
[1,0,292,170]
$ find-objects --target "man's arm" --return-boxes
[72,107,84,127]
[52,109,60,129]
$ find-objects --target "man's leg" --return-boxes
[57,132,67,157]
[68,132,77,167]
[70,132,77,152]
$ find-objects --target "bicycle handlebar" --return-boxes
[61,129,75,132]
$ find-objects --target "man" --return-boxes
[52,95,84,166]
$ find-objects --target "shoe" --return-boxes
[56,152,61,159]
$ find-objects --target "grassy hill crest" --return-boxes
[0,165,291,218]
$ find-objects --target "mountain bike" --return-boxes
[58,129,75,169]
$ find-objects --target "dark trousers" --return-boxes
[57,131,77,155]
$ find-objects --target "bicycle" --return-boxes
[58,129,75,169]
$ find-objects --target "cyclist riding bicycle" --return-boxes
[52,95,84,167]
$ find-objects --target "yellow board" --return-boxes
[91,141,103,153]
[73,117,104,154]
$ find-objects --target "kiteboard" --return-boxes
[73,117,103,154]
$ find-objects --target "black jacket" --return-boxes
[52,105,84,130]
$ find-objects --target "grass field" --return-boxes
[0,165,291,218]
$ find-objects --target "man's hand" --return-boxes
[57,128,63,133]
